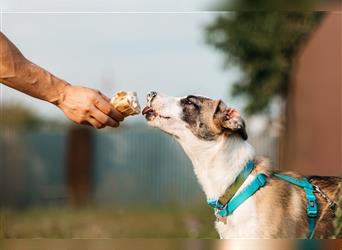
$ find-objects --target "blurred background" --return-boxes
[0,0,341,241]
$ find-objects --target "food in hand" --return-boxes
[110,91,141,117]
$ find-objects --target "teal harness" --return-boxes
[207,161,319,239]
[273,173,318,239]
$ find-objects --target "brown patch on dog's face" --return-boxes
[180,95,221,141]
[180,95,247,141]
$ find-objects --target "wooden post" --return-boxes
[65,126,94,207]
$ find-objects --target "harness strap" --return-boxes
[273,173,313,189]
[223,174,268,217]
[207,160,255,210]
[207,165,319,239]
[219,160,255,205]
[273,173,318,239]
[208,173,268,217]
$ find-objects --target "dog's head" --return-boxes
[142,92,247,142]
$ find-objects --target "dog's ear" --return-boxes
[213,101,248,140]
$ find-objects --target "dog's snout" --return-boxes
[147,91,158,105]
[147,91,157,100]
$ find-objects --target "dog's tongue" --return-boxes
[142,106,153,115]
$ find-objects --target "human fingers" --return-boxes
[94,95,124,122]
[87,116,105,129]
[91,107,119,128]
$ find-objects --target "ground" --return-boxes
[0,205,217,239]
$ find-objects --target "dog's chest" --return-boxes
[214,195,260,238]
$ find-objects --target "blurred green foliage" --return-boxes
[0,103,43,129]
[0,103,67,130]
[206,12,324,114]
[213,0,321,11]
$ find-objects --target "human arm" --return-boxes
[0,32,123,128]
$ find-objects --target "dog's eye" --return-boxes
[186,99,199,107]
[185,100,194,105]
[184,99,200,110]
[182,97,199,108]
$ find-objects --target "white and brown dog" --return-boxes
[142,91,341,239]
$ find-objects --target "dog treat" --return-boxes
[110,91,141,117]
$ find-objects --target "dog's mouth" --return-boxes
[142,106,171,121]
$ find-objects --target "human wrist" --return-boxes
[50,78,71,107]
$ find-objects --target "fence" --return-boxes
[0,124,279,208]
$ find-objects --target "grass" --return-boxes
[0,205,218,239]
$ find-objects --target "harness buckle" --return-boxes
[305,188,318,218]
[216,208,229,217]
[207,199,229,217]
[207,199,225,210]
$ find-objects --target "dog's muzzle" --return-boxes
[142,91,158,119]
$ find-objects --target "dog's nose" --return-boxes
[147,91,157,104]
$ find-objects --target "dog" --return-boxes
[142,91,341,239]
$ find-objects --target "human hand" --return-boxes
[56,85,124,128]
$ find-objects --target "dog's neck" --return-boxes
[176,134,255,199]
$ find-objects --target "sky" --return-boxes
[0,0,211,12]
[0,0,242,123]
